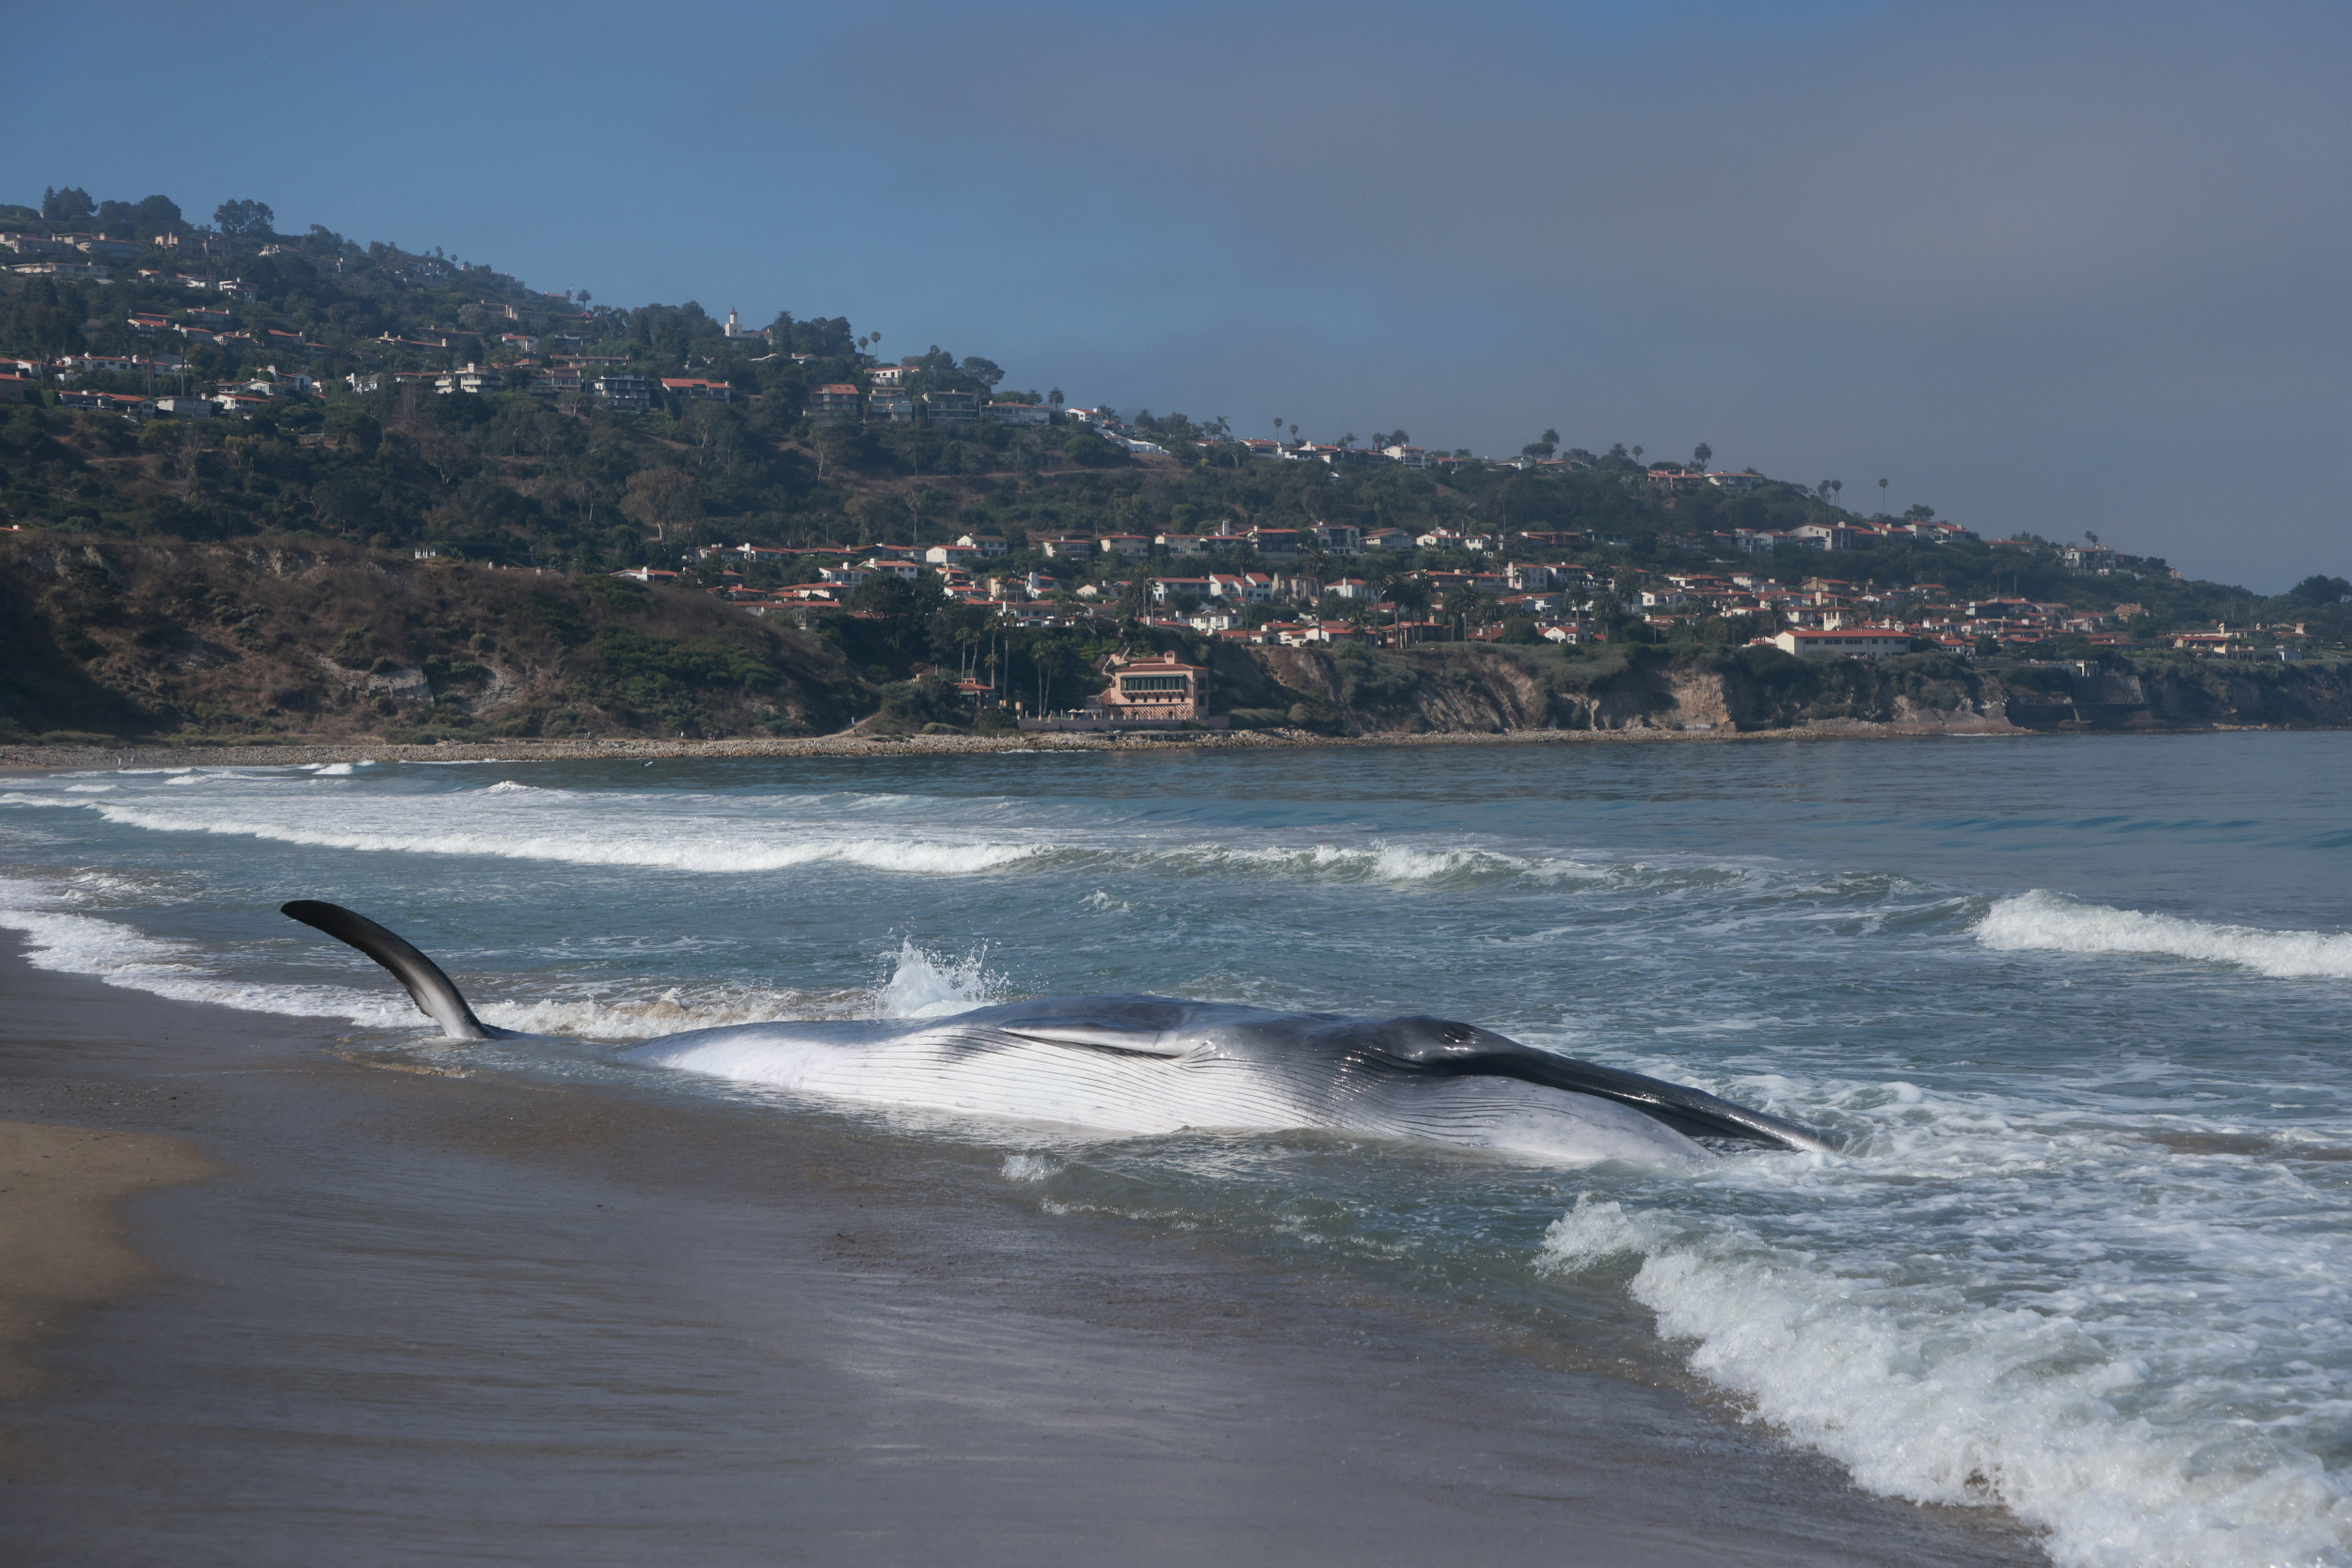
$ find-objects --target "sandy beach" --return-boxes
[0,936,2046,1566]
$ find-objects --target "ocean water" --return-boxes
[3,734,2348,1568]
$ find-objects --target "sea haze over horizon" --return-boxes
[12,0,2349,592]
[3,733,2350,1568]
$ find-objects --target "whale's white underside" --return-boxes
[623,1017,1711,1165]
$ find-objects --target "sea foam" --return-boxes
[1541,1191,2352,1568]
[1978,889,2352,980]
[83,804,1043,876]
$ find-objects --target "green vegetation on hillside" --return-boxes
[4,182,2347,746]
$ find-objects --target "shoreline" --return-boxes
[0,713,2058,772]
[0,938,2043,1566]
[0,1121,217,1425]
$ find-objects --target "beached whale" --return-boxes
[283,900,1834,1163]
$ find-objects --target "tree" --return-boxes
[621,467,696,544]
[130,194,182,236]
[1692,441,1712,471]
[1523,428,1558,459]
[959,356,1006,390]
[1878,477,1889,512]
[214,198,275,237]
[41,185,94,223]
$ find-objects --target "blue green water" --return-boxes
[4,734,2348,1568]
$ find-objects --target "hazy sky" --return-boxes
[13,1,2348,589]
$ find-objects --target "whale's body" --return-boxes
[283,902,1833,1165]
[624,997,1737,1164]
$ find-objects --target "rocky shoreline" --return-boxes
[0,711,2053,772]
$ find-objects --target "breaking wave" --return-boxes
[82,804,1045,876]
[0,876,997,1041]
[1978,889,2352,980]
[1543,1132,2352,1568]
[0,879,413,1025]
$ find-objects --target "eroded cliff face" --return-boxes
[1216,643,2352,737]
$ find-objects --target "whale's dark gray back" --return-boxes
[282,907,1832,1153]
[941,995,1835,1152]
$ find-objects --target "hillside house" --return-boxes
[595,373,650,411]
[806,384,859,421]
[1090,652,1211,721]
[1772,628,1914,659]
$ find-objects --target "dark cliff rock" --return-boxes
[1211,641,2352,737]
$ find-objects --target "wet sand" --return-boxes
[0,1119,216,1474]
[0,942,2044,1566]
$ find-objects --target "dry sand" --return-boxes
[0,1122,216,1406]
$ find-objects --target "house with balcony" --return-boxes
[924,390,977,422]
[595,373,651,411]
[1092,651,1211,721]
[806,384,859,421]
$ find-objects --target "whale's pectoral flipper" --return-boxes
[280,900,515,1041]
[1356,1018,1837,1153]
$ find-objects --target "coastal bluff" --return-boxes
[6,539,2349,748]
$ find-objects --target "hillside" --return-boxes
[6,181,2351,748]
[0,536,861,744]
[8,537,2350,751]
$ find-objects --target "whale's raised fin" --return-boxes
[280,900,516,1041]
[1369,1020,1837,1153]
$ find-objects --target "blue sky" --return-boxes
[12,0,2349,590]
